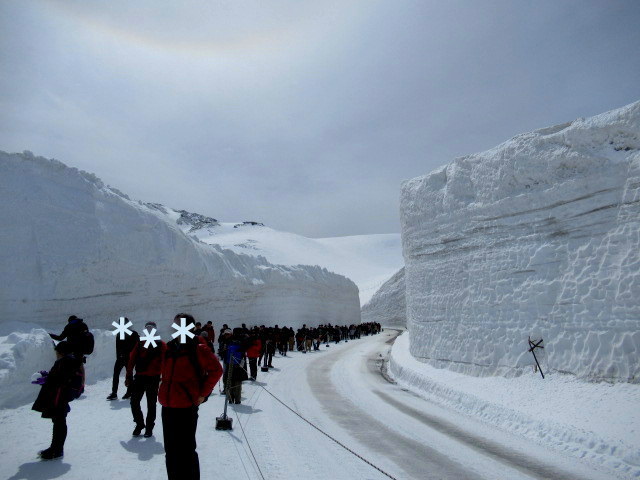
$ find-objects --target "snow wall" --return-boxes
[0,151,361,336]
[361,267,406,328]
[400,101,640,382]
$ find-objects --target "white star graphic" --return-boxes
[140,328,162,349]
[171,317,195,344]
[112,317,133,340]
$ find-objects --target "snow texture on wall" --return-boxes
[0,151,360,335]
[0,329,115,409]
[361,267,406,328]
[400,101,640,382]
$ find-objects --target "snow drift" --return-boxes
[361,267,406,328]
[400,101,640,382]
[0,329,116,409]
[0,151,361,336]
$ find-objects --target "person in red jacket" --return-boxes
[159,313,223,480]
[245,330,262,381]
[125,321,167,438]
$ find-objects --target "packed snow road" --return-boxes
[0,331,617,480]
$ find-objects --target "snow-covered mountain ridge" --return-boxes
[0,151,360,333]
[141,205,403,305]
[401,101,640,382]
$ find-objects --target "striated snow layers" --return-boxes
[401,101,640,382]
[0,151,360,335]
[361,267,406,328]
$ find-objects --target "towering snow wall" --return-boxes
[400,101,640,382]
[0,151,360,334]
[361,267,406,328]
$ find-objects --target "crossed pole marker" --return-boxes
[528,336,545,379]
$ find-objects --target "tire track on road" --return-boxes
[307,338,481,480]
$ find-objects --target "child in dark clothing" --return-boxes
[32,341,84,460]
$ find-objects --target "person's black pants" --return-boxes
[51,415,67,452]
[130,375,160,428]
[162,406,200,480]
[248,357,257,379]
[112,355,132,395]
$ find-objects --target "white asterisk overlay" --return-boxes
[140,328,162,349]
[171,317,195,343]
[112,317,133,340]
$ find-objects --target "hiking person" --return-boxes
[218,327,232,356]
[223,329,247,404]
[200,330,214,352]
[203,321,215,343]
[159,313,223,480]
[263,328,276,366]
[32,341,84,460]
[126,321,166,437]
[288,327,295,352]
[107,317,139,401]
[246,331,261,381]
[49,315,94,360]
[193,322,203,336]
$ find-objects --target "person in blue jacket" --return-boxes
[223,330,247,404]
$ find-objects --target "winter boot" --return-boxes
[106,393,117,401]
[39,448,63,460]
[143,423,154,437]
[122,392,132,400]
[132,424,144,436]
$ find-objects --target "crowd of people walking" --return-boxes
[31,313,382,479]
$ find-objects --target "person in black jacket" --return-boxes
[49,315,89,358]
[126,322,167,437]
[32,341,83,460]
[107,318,139,400]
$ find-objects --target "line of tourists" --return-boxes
[32,313,381,480]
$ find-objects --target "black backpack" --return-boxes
[80,329,95,355]
[65,360,85,402]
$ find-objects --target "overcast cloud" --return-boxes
[1,0,639,237]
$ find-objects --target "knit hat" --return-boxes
[145,321,157,330]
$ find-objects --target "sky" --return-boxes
[1,0,639,238]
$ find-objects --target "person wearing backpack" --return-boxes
[159,313,223,480]
[32,341,84,460]
[107,317,139,401]
[49,315,94,360]
[125,321,166,437]
[223,329,248,404]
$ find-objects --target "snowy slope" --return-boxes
[157,216,403,305]
[361,267,406,327]
[401,101,640,382]
[0,151,360,335]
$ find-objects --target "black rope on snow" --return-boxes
[228,357,267,480]
[232,358,398,480]
[234,403,267,480]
